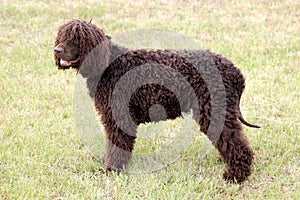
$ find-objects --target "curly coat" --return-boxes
[54,19,260,183]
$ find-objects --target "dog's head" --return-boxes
[54,19,110,78]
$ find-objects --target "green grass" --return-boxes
[1,0,299,199]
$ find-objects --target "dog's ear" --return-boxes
[79,39,110,78]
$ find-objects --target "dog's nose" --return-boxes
[54,46,63,53]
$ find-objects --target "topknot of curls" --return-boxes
[55,19,108,64]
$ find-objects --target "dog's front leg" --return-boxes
[103,128,136,171]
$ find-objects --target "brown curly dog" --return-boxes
[54,19,260,183]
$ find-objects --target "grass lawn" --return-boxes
[0,0,299,199]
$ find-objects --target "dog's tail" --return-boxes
[238,113,260,128]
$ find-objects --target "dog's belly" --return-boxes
[129,83,189,124]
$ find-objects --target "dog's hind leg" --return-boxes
[215,115,254,183]
[194,109,254,183]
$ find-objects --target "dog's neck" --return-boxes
[85,40,129,99]
[108,40,129,65]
